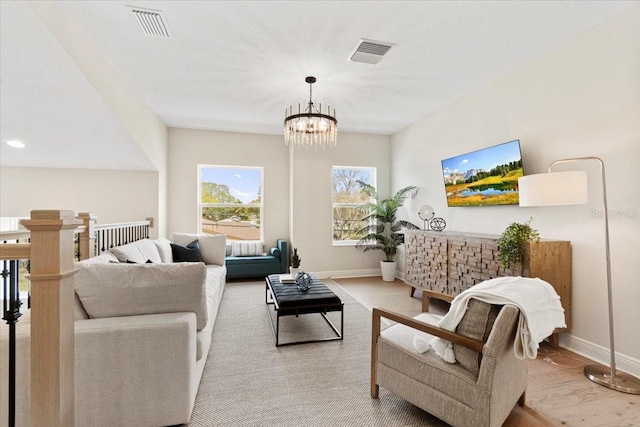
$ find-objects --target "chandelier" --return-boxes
[284,76,337,148]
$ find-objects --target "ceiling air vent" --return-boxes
[349,39,395,65]
[127,6,171,38]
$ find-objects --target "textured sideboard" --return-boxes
[405,230,571,343]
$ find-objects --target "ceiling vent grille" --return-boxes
[349,39,395,65]
[127,6,171,38]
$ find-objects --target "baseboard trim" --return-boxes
[561,334,640,377]
[309,269,381,279]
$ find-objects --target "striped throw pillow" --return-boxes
[231,240,264,257]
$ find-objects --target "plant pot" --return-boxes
[289,267,300,276]
[380,260,397,282]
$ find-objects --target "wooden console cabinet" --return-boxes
[405,231,571,342]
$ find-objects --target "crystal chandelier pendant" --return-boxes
[284,76,337,149]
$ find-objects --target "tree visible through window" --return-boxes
[332,166,376,244]
[199,166,263,241]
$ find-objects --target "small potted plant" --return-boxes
[498,217,540,269]
[355,181,420,281]
[290,247,301,276]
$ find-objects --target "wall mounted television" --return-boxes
[441,139,524,207]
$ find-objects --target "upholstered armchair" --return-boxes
[371,300,528,427]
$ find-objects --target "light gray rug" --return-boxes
[185,280,448,427]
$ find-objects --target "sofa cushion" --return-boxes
[109,239,162,264]
[74,263,209,330]
[225,255,277,264]
[153,236,173,263]
[172,233,226,266]
[171,240,204,263]
[231,240,264,256]
[453,299,501,375]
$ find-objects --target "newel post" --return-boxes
[21,210,81,427]
[77,212,97,260]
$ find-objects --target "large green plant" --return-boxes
[355,181,420,262]
[498,218,540,268]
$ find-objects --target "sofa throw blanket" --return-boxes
[432,276,566,361]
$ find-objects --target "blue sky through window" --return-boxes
[201,167,262,204]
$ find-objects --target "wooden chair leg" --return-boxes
[517,391,526,407]
[421,292,430,312]
[371,309,381,398]
[410,287,415,297]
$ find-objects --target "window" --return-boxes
[198,165,263,241]
[332,166,376,245]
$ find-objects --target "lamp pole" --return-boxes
[548,157,638,394]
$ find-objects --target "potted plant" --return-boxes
[498,217,540,269]
[355,181,420,281]
[290,247,301,276]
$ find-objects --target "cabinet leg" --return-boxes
[421,293,430,312]
[548,333,560,348]
[410,287,415,297]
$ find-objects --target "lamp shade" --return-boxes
[518,171,588,206]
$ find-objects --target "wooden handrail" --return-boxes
[0,221,148,241]
[94,220,150,231]
[0,243,31,260]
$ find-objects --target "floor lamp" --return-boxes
[518,156,640,395]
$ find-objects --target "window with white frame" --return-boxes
[198,165,263,241]
[332,166,376,245]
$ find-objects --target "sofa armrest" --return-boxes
[74,313,198,426]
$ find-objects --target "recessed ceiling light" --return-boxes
[5,140,25,148]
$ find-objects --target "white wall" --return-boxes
[167,128,289,248]
[391,10,640,374]
[0,166,159,236]
[290,132,392,277]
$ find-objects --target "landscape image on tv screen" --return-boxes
[441,139,523,207]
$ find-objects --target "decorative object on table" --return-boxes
[498,217,540,269]
[284,76,337,149]
[355,181,420,281]
[418,205,435,230]
[430,217,447,231]
[290,247,301,276]
[278,274,296,284]
[518,156,640,394]
[294,271,314,291]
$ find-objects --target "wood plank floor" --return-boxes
[334,276,640,427]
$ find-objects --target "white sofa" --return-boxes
[0,233,226,427]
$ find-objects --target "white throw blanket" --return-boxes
[431,276,566,361]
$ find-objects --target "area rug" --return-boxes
[185,280,448,427]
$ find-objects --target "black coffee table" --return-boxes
[265,274,344,347]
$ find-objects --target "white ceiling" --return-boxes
[0,1,633,171]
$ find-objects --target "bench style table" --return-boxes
[265,274,344,347]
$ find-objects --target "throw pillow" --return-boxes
[171,240,204,263]
[231,240,264,257]
[172,233,226,265]
[109,239,162,264]
[152,236,173,263]
[453,299,502,375]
